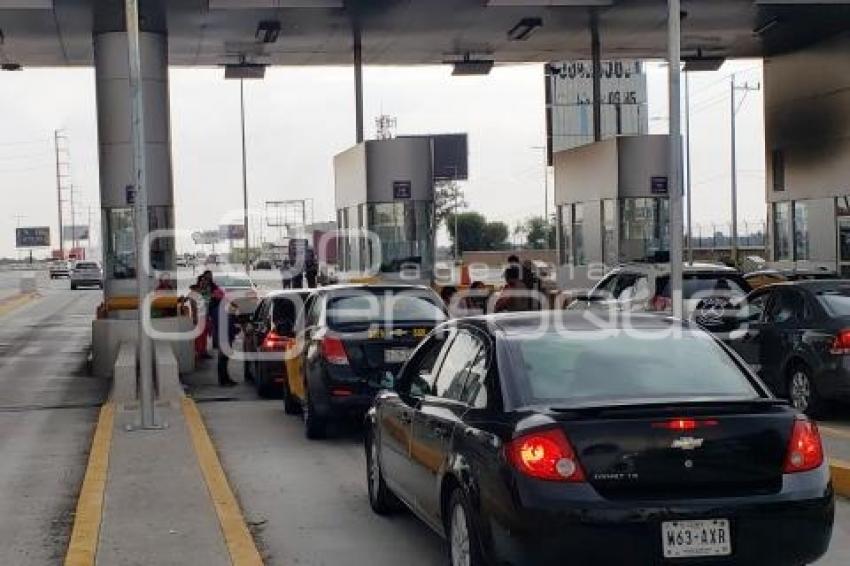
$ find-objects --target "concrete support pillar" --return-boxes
[94,30,174,301]
[353,25,364,144]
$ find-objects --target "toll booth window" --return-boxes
[558,204,571,265]
[773,202,792,261]
[619,197,669,262]
[106,208,136,280]
[793,201,810,261]
[105,206,174,279]
[367,202,433,274]
[601,199,616,266]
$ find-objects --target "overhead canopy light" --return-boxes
[753,17,781,36]
[447,54,495,76]
[224,62,267,80]
[683,57,725,72]
[485,1,612,6]
[508,17,543,41]
[256,20,281,44]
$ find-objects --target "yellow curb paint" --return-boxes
[182,398,264,566]
[831,459,850,499]
[64,402,115,566]
[0,292,38,317]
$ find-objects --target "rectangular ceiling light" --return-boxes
[210,1,343,7]
[486,1,613,6]
[224,63,267,80]
[683,57,725,72]
[451,59,495,76]
[0,0,53,7]
[508,17,543,41]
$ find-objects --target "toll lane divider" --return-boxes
[831,460,850,499]
[64,402,115,566]
[182,397,265,566]
[0,291,39,317]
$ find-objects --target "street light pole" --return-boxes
[125,0,156,428]
[730,74,738,266]
[667,0,684,320]
[685,71,693,265]
[240,77,250,274]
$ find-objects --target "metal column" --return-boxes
[125,0,155,427]
[353,24,364,144]
[240,78,250,274]
[667,0,684,319]
[685,71,693,264]
[590,11,602,143]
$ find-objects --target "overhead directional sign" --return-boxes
[16,227,50,248]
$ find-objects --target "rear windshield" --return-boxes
[815,287,850,316]
[656,274,750,299]
[75,262,99,270]
[328,291,446,326]
[272,294,309,322]
[502,330,759,408]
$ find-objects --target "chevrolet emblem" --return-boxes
[671,437,704,451]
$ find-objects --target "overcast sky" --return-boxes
[0,60,764,258]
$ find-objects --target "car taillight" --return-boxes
[505,428,585,482]
[650,295,672,312]
[262,331,288,351]
[321,336,349,365]
[830,329,850,355]
[783,417,824,474]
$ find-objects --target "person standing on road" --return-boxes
[494,265,528,313]
[217,302,239,387]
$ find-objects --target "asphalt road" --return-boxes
[0,271,108,565]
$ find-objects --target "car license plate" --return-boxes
[384,348,411,364]
[662,519,731,559]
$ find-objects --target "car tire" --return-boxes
[70,282,77,290]
[243,360,254,383]
[303,387,326,440]
[282,380,300,415]
[366,430,400,515]
[445,489,486,566]
[787,363,823,416]
[255,364,274,399]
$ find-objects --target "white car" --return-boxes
[70,261,104,290]
[568,262,753,329]
[49,261,71,279]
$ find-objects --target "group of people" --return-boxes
[439,254,546,315]
[186,270,238,387]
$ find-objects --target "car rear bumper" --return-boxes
[486,469,834,566]
[72,279,102,286]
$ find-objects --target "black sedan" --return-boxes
[296,284,447,439]
[723,280,850,415]
[365,312,833,566]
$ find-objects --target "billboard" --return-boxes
[545,60,648,158]
[219,224,246,240]
[191,230,220,245]
[16,227,50,248]
[62,225,90,241]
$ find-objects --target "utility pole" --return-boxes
[54,130,69,258]
[730,75,761,266]
[69,185,77,252]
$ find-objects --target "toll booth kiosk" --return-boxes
[554,134,671,289]
[334,135,467,283]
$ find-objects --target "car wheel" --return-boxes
[366,430,400,515]
[303,387,326,440]
[243,360,254,383]
[446,489,485,566]
[256,364,274,398]
[282,380,300,415]
[70,282,77,290]
[788,363,823,416]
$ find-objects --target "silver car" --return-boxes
[70,261,103,290]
